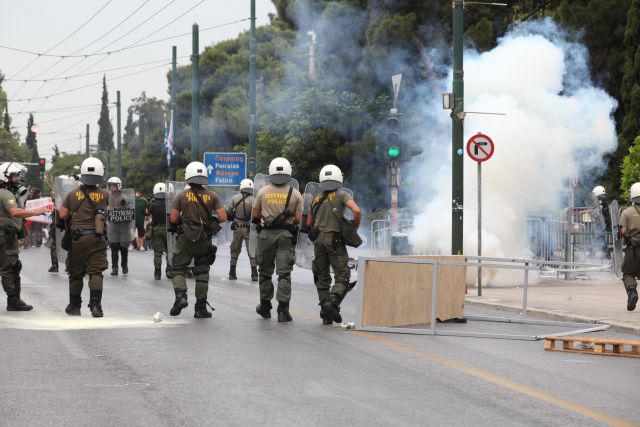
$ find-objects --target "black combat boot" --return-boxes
[121,249,129,275]
[65,294,82,316]
[110,246,119,275]
[229,264,237,280]
[319,305,332,325]
[628,288,638,312]
[322,294,342,324]
[7,296,33,311]
[170,289,188,316]
[277,301,293,323]
[88,289,103,318]
[7,282,33,311]
[256,299,272,319]
[154,267,161,280]
[194,298,213,318]
[251,266,258,282]
[48,264,59,273]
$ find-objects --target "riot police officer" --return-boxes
[168,162,226,318]
[59,158,109,317]
[306,165,361,324]
[107,177,130,275]
[252,157,303,322]
[227,178,258,281]
[146,182,169,280]
[0,162,52,311]
[620,182,640,312]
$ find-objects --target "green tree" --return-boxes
[97,75,114,153]
[620,135,640,198]
[123,109,137,150]
[25,113,39,162]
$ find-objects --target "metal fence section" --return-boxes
[370,218,414,256]
[354,256,611,340]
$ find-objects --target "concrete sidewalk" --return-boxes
[465,273,640,334]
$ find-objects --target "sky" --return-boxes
[0,0,276,164]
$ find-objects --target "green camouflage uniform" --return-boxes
[171,187,222,300]
[227,192,256,268]
[620,205,640,292]
[61,186,109,314]
[147,197,168,273]
[254,183,303,304]
[310,189,353,304]
[0,188,26,305]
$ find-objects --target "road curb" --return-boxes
[466,300,640,335]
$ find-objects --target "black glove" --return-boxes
[168,223,178,233]
[616,225,622,241]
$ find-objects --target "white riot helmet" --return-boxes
[185,161,208,186]
[239,178,254,194]
[268,157,292,185]
[107,177,122,190]
[592,185,606,198]
[0,162,28,197]
[0,162,27,184]
[79,157,104,185]
[630,183,640,203]
[153,182,166,199]
[319,164,343,191]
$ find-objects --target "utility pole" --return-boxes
[85,124,89,157]
[191,23,200,162]
[171,46,177,181]
[116,91,122,178]
[451,0,465,255]
[249,1,257,177]
[308,31,317,79]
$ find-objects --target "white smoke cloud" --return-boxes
[409,19,618,276]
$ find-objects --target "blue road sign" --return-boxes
[203,152,247,186]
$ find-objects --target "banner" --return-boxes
[25,197,54,224]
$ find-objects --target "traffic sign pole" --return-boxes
[466,132,494,296]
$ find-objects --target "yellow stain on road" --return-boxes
[355,331,639,427]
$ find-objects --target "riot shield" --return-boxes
[207,185,236,247]
[610,200,623,278]
[249,173,300,254]
[295,183,354,270]
[166,181,186,266]
[106,188,135,243]
[54,176,81,262]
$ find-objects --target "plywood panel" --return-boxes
[362,256,466,327]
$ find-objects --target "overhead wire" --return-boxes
[4,57,189,83]
[0,18,250,59]
[8,63,171,102]
[9,0,114,93]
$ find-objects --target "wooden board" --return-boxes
[361,256,466,327]
[544,336,640,358]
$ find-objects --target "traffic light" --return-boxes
[38,158,46,184]
[385,116,401,161]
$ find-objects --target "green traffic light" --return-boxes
[388,146,400,158]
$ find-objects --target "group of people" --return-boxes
[0,155,361,325]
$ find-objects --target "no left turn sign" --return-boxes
[466,133,494,163]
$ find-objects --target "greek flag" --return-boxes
[164,111,175,167]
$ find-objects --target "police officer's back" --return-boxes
[252,157,303,322]
[59,158,109,317]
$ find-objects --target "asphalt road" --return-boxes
[0,246,638,427]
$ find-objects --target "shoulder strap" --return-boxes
[310,191,331,225]
[231,193,248,212]
[284,185,293,214]
[192,190,212,221]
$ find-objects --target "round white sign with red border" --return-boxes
[466,133,494,163]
